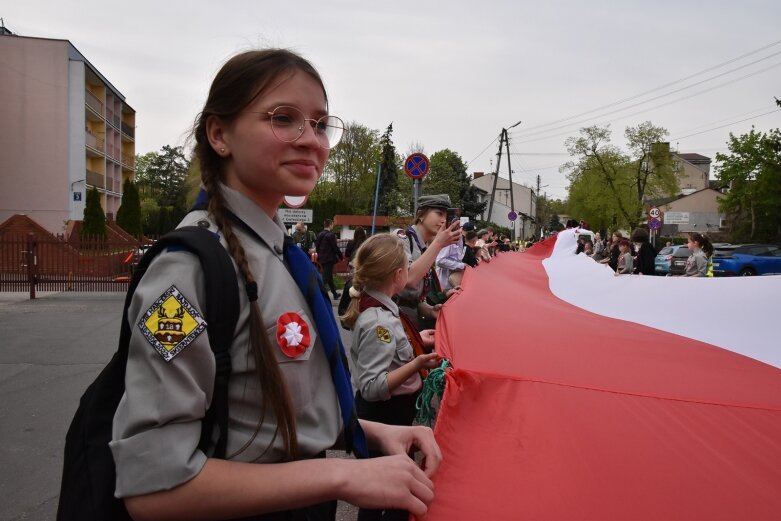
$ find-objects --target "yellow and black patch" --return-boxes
[138,285,207,362]
[376,325,392,344]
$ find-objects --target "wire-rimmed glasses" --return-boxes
[260,106,345,149]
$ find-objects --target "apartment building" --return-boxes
[0,32,135,235]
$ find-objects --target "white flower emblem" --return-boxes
[282,321,304,346]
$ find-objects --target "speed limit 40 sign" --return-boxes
[649,207,661,219]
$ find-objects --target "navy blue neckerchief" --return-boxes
[198,196,367,458]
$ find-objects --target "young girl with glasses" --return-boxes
[340,233,441,521]
[110,49,441,521]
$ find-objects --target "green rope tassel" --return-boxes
[415,359,452,427]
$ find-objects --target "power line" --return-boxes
[671,108,780,141]
[465,134,500,167]
[670,104,776,136]
[510,55,781,142]
[510,37,781,135]
[512,60,781,145]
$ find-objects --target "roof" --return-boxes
[0,214,58,239]
[333,215,412,227]
[678,153,711,163]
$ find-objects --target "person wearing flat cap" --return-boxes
[395,194,462,330]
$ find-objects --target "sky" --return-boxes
[4,0,781,200]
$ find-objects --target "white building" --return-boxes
[471,172,536,239]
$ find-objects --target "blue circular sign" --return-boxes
[404,153,430,179]
[508,211,518,221]
[649,217,662,230]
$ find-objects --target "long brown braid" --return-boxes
[192,49,327,458]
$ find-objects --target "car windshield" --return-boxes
[657,247,673,256]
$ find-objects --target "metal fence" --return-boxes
[0,233,143,296]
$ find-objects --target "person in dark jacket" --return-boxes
[315,218,343,299]
[631,228,656,275]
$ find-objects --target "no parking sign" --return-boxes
[404,153,430,180]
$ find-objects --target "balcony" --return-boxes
[85,133,105,153]
[121,153,135,169]
[121,121,135,139]
[86,169,105,188]
[85,90,103,117]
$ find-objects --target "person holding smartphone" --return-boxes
[395,195,461,330]
[435,214,471,292]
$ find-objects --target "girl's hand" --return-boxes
[446,286,461,298]
[338,455,435,517]
[419,329,436,348]
[363,422,443,478]
[415,352,440,371]
[431,220,462,249]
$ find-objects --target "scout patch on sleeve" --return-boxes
[376,326,392,344]
[138,285,207,362]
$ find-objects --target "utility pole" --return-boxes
[487,120,521,239]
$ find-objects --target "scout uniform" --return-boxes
[110,183,342,498]
[351,289,421,427]
[395,194,451,330]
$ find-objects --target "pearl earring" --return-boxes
[220,148,225,154]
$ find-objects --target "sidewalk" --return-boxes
[0,291,357,521]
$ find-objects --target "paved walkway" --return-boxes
[0,291,357,521]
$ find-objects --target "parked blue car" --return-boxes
[712,244,781,276]
[654,245,686,275]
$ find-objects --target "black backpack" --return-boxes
[56,226,240,521]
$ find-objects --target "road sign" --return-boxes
[404,153,430,179]
[278,208,313,224]
[283,194,308,208]
[649,207,661,219]
[664,212,690,224]
[648,217,662,230]
[508,211,518,221]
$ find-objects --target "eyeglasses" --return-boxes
[258,106,345,149]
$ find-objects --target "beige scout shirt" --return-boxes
[111,184,341,497]
[350,288,422,402]
[395,225,426,305]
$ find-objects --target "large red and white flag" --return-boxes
[428,230,781,520]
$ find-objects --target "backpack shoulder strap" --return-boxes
[129,226,239,458]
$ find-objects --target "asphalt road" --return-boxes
[0,291,358,521]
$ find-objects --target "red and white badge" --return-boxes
[276,312,311,358]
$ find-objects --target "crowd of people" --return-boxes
[577,227,714,277]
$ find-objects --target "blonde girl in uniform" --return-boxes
[341,233,441,521]
[110,49,441,521]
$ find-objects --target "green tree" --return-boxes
[461,185,488,221]
[564,122,677,229]
[536,196,568,233]
[715,127,781,242]
[324,122,381,209]
[116,179,143,239]
[135,146,190,234]
[424,149,467,205]
[81,186,107,240]
[371,124,400,216]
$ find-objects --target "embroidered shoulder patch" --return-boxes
[138,285,207,362]
[376,326,392,344]
[395,229,407,239]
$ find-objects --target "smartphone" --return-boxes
[446,208,461,227]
